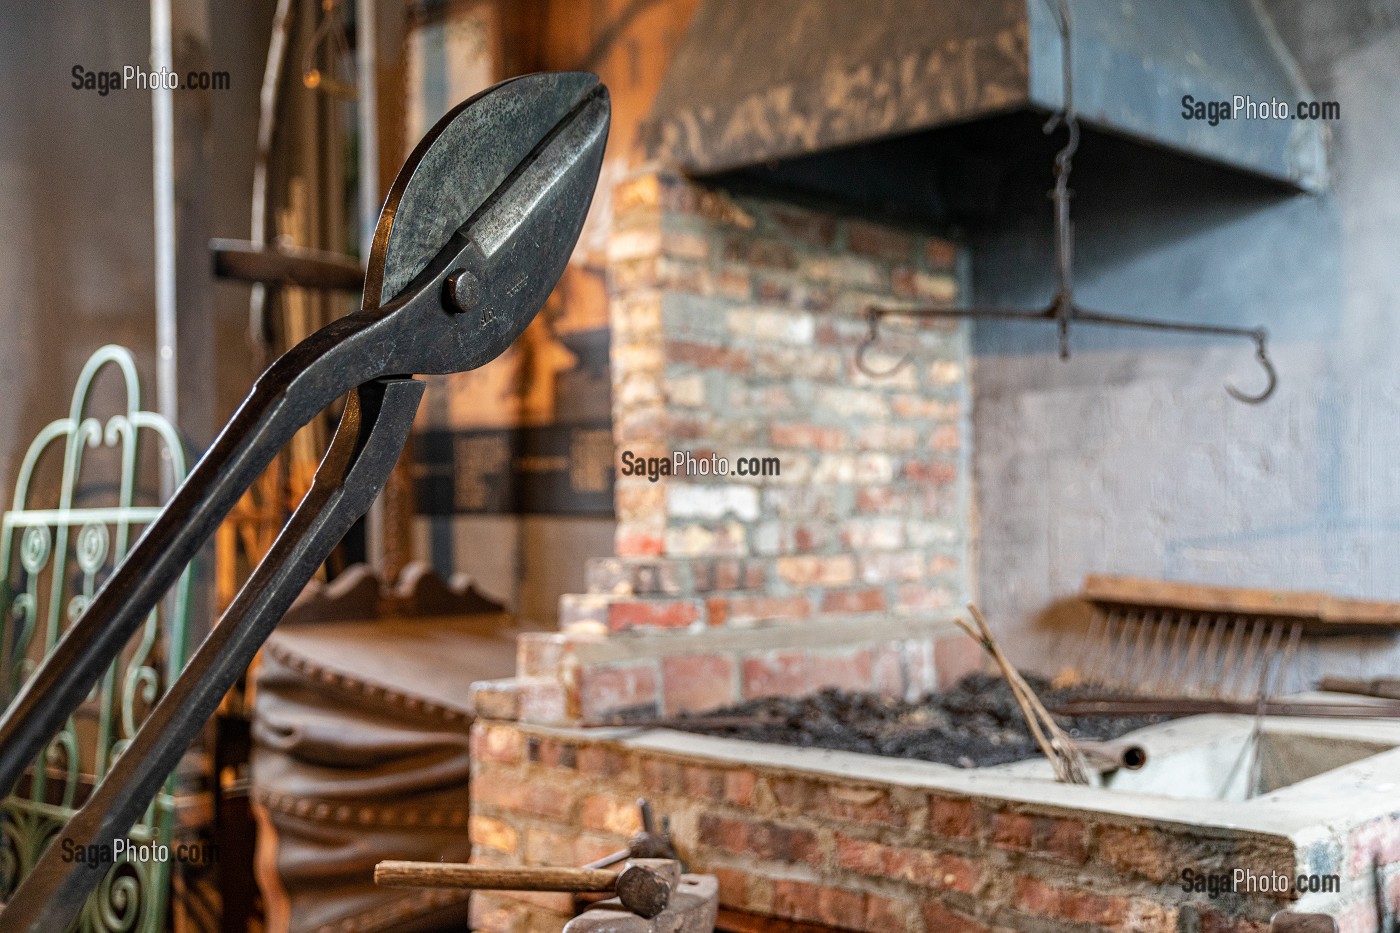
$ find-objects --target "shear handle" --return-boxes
[0,377,424,933]
[0,307,392,801]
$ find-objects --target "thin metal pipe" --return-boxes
[151,0,178,434]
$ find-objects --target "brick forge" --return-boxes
[480,167,979,726]
[468,720,1400,933]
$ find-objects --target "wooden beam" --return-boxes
[1081,574,1400,629]
[210,239,363,291]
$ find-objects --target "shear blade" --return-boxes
[366,72,604,308]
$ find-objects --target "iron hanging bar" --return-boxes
[857,0,1278,404]
[856,305,1277,404]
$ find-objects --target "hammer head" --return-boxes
[613,859,680,919]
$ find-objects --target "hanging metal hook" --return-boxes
[1226,330,1276,404]
[855,309,911,378]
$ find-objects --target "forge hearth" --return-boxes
[468,708,1400,932]
[615,674,1171,769]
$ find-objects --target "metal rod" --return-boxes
[1052,696,1400,719]
[151,0,178,433]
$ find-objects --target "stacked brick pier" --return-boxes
[477,167,979,724]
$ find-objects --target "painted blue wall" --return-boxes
[972,0,1400,685]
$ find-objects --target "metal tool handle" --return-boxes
[0,378,423,933]
[0,314,382,801]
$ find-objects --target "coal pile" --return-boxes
[659,673,1169,768]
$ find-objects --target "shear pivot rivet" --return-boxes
[444,270,481,314]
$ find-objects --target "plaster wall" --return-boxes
[971,0,1400,685]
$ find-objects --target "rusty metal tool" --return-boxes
[1067,575,1400,712]
[376,858,679,920]
[0,72,609,932]
[583,799,682,870]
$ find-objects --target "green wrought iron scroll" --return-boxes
[0,345,190,932]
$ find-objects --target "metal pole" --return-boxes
[357,0,386,572]
[152,0,178,435]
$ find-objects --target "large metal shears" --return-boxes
[0,72,609,930]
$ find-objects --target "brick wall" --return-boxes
[487,168,977,723]
[468,722,1360,933]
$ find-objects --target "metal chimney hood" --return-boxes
[644,0,1325,194]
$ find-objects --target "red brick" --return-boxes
[1013,876,1128,926]
[1349,815,1400,873]
[722,235,798,270]
[863,893,910,932]
[640,757,684,794]
[770,422,847,451]
[472,771,575,821]
[576,745,633,779]
[819,784,905,828]
[711,866,752,910]
[660,653,735,715]
[742,651,807,698]
[820,588,887,614]
[808,648,875,692]
[895,583,953,613]
[578,662,659,718]
[616,528,664,557]
[929,797,978,839]
[724,769,757,806]
[708,594,811,627]
[1097,824,1172,882]
[580,794,645,835]
[775,555,856,586]
[991,812,1036,850]
[816,886,868,930]
[921,899,990,933]
[772,879,823,924]
[526,737,577,770]
[469,815,519,854]
[665,340,751,373]
[992,812,1088,864]
[692,558,767,593]
[1044,817,1090,864]
[835,835,887,874]
[934,633,984,687]
[471,724,524,764]
[1197,909,1270,933]
[768,204,837,247]
[700,814,821,866]
[927,238,959,271]
[930,423,960,451]
[683,763,724,799]
[902,460,958,484]
[847,219,916,262]
[930,853,982,893]
[607,598,701,632]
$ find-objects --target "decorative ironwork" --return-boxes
[0,345,189,932]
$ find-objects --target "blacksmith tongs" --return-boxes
[0,72,609,931]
